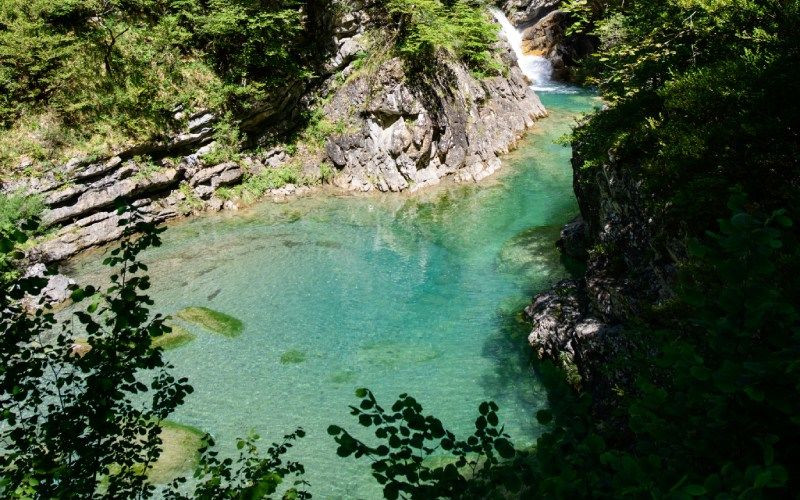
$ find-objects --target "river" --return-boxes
[66,88,597,497]
[66,10,599,495]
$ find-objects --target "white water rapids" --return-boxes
[490,7,567,93]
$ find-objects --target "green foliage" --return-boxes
[527,195,800,497]
[132,156,163,181]
[217,164,302,203]
[202,115,243,166]
[165,430,309,499]
[564,0,800,234]
[296,109,348,152]
[319,162,335,184]
[329,389,530,498]
[0,192,42,284]
[177,182,204,216]
[0,208,193,498]
[385,0,501,75]
[0,191,44,233]
[0,0,311,173]
[193,0,310,108]
[505,0,800,496]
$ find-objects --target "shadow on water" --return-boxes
[478,294,547,438]
[478,217,587,439]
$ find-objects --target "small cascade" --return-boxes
[490,7,564,93]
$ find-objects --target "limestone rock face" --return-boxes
[556,215,587,259]
[525,280,625,388]
[44,168,181,226]
[498,0,561,26]
[323,52,546,192]
[520,10,572,79]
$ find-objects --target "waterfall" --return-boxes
[490,7,562,92]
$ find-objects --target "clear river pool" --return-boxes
[67,90,599,498]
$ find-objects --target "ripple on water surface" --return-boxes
[67,90,600,497]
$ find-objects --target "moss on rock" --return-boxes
[147,421,207,484]
[151,324,196,350]
[175,306,243,337]
[280,349,307,364]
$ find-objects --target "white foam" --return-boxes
[490,7,574,93]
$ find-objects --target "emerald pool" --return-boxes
[66,90,599,498]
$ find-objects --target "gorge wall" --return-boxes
[524,148,675,395]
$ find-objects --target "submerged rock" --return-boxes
[497,225,563,283]
[357,341,442,368]
[280,349,307,364]
[329,369,357,384]
[175,306,244,337]
[152,324,196,350]
[147,421,207,484]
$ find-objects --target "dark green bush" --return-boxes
[385,0,501,75]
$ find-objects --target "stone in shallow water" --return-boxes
[152,324,196,350]
[314,240,342,249]
[70,337,92,358]
[280,349,307,364]
[329,369,357,384]
[175,306,243,337]
[496,225,563,284]
[147,421,207,484]
[284,210,303,223]
[357,341,442,368]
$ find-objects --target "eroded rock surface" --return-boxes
[323,53,546,192]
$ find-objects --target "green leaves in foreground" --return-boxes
[0,208,307,499]
[0,207,193,498]
[329,389,531,499]
[165,429,310,500]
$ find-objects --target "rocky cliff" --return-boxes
[524,133,677,396]
[3,1,547,269]
[323,54,545,192]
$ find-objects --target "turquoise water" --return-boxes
[67,90,599,498]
